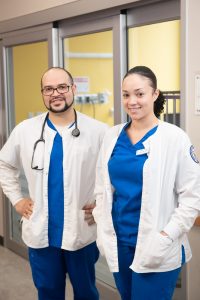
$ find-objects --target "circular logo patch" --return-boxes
[190,145,199,163]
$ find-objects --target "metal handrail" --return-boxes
[162,90,180,126]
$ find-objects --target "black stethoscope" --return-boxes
[31,108,80,170]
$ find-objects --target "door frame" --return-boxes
[127,1,185,300]
[59,13,128,125]
[0,23,59,258]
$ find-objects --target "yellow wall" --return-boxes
[13,41,48,124]
[128,20,180,91]
[12,21,180,124]
[64,31,114,125]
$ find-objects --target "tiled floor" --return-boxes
[0,245,73,300]
[0,245,37,300]
[0,244,189,300]
[0,245,120,300]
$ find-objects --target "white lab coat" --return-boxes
[0,112,108,250]
[93,121,200,273]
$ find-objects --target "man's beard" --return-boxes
[45,96,74,113]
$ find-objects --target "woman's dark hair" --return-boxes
[123,66,166,117]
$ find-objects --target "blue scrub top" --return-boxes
[47,118,64,248]
[108,123,158,246]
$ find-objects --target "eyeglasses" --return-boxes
[41,84,72,96]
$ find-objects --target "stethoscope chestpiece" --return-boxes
[72,108,80,137]
[72,127,80,137]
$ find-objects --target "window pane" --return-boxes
[7,41,48,244]
[63,31,114,126]
[128,20,180,125]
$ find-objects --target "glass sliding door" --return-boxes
[1,24,57,257]
[59,14,126,299]
[63,31,114,126]
[128,22,182,300]
[127,1,184,300]
[6,41,48,252]
[59,14,127,126]
[128,20,180,125]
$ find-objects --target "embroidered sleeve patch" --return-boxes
[190,145,199,163]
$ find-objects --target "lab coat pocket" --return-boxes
[140,232,173,268]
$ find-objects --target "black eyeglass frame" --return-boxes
[41,84,72,96]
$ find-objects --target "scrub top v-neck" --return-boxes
[47,118,64,248]
[108,123,158,246]
[47,118,75,248]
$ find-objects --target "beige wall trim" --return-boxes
[0,0,163,34]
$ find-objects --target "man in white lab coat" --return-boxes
[0,67,108,300]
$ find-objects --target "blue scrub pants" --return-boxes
[28,242,99,300]
[113,243,185,300]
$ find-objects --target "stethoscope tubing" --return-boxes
[31,108,80,170]
[41,108,80,140]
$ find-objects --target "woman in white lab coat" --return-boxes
[93,66,200,300]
